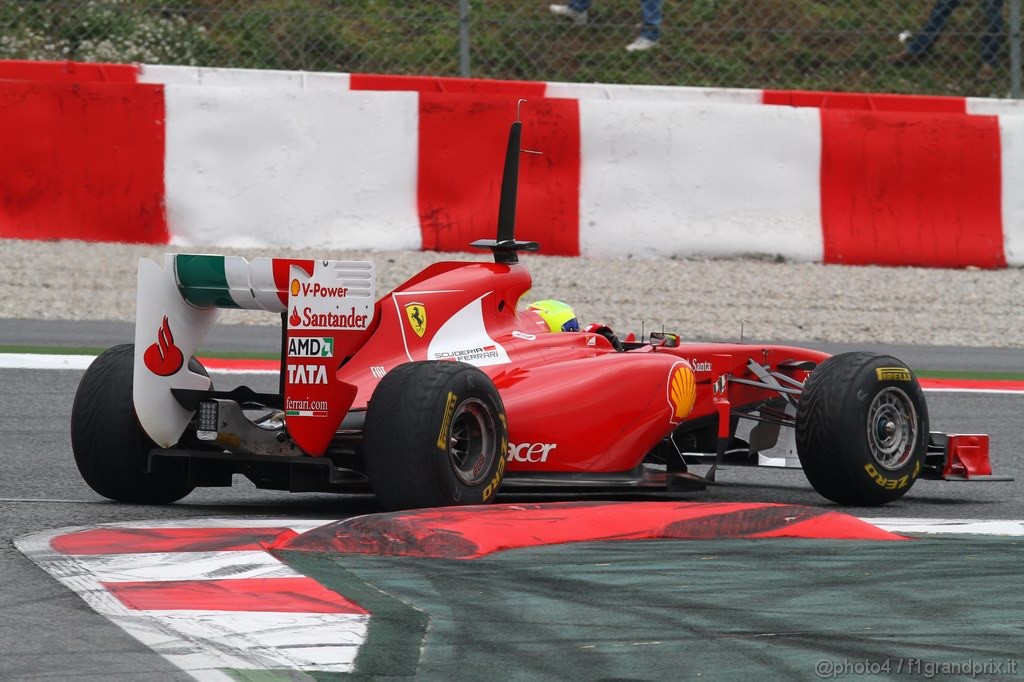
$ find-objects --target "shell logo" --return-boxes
[668,364,697,422]
[290,279,300,297]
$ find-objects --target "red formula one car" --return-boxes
[71,115,1002,510]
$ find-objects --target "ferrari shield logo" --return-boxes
[405,302,427,337]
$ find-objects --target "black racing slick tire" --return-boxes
[364,361,508,511]
[71,344,198,504]
[795,352,929,506]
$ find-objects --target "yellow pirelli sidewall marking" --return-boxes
[876,367,912,382]
[437,391,458,450]
[483,412,508,501]
[498,413,508,457]
[483,455,505,501]
[669,364,697,420]
[864,460,921,489]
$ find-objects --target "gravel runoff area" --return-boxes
[3,238,1022,348]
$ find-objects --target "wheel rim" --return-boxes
[446,398,496,486]
[865,386,918,471]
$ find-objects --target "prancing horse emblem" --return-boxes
[405,302,427,337]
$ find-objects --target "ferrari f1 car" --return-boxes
[71,112,1003,510]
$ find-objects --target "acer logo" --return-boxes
[507,442,557,463]
[287,364,328,385]
[143,316,184,377]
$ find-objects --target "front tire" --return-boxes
[71,344,197,504]
[796,352,928,506]
[364,361,508,511]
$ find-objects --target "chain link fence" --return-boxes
[1,1,1021,98]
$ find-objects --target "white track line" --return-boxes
[860,518,1024,536]
[0,353,276,374]
[3,353,1023,390]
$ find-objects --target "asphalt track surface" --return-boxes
[3,319,1024,680]
[280,536,1024,680]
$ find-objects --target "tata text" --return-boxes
[288,364,328,385]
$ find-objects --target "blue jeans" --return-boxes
[568,0,662,41]
[906,0,1005,65]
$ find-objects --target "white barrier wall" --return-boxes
[165,87,422,250]
[141,64,353,90]
[1000,115,1024,265]
[578,99,823,260]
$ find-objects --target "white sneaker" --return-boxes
[626,36,658,52]
[549,4,588,26]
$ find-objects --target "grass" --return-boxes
[0,0,1018,97]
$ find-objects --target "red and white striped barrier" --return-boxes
[16,512,1024,677]
[15,519,368,677]
[1,60,1022,268]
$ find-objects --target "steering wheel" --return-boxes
[585,324,624,351]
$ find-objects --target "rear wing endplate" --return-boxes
[133,254,375,452]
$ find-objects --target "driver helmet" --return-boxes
[526,299,580,333]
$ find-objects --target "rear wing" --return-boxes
[133,254,376,455]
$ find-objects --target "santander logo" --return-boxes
[143,316,185,377]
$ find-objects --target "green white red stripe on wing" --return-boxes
[173,254,314,312]
[172,255,378,316]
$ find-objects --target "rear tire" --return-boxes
[796,352,928,506]
[71,344,198,504]
[364,361,508,511]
